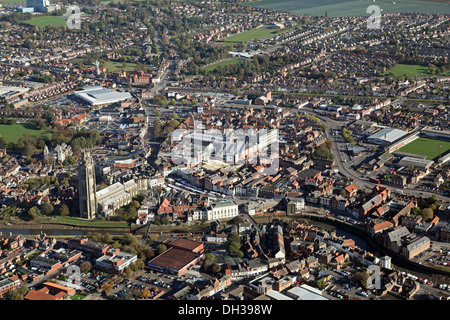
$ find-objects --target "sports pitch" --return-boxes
[23,16,66,28]
[221,26,281,45]
[397,137,450,161]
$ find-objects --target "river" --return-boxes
[3,219,450,284]
[307,219,450,285]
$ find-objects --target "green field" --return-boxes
[383,64,430,78]
[397,137,450,161]
[103,60,138,73]
[203,58,244,71]
[384,63,450,78]
[23,16,66,28]
[245,0,450,17]
[221,26,282,45]
[0,124,52,143]
[71,293,87,300]
[50,216,130,228]
[0,0,25,4]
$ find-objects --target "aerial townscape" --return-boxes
[0,0,449,308]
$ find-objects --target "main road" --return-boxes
[310,108,450,205]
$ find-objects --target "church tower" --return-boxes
[78,149,97,219]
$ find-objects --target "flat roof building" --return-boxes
[286,284,329,300]
[146,247,203,276]
[367,128,408,145]
[397,156,434,170]
[73,86,132,106]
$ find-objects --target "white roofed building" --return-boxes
[73,86,132,106]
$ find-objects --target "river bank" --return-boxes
[3,214,450,284]
[302,214,450,285]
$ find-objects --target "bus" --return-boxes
[368,177,380,184]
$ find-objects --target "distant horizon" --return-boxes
[244,0,450,17]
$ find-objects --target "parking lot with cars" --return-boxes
[108,271,177,299]
[313,265,375,300]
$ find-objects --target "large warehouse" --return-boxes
[367,127,408,145]
[73,86,132,106]
[397,156,434,170]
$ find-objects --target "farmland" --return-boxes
[245,0,450,17]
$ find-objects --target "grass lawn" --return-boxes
[48,216,130,228]
[383,64,429,78]
[202,58,243,71]
[0,124,52,143]
[23,16,66,28]
[71,293,86,300]
[221,26,282,45]
[397,137,450,161]
[103,60,137,73]
[0,0,25,3]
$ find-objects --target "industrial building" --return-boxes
[73,86,132,106]
[367,127,408,145]
[397,156,434,170]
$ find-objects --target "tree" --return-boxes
[203,252,216,269]
[122,233,138,246]
[208,262,221,274]
[411,207,421,216]
[124,267,133,278]
[41,202,54,215]
[421,207,434,221]
[58,204,70,216]
[141,287,151,299]
[352,271,370,289]
[28,206,40,220]
[155,244,167,256]
[134,258,145,271]
[226,232,243,258]
[340,189,349,198]
[102,283,113,293]
[7,286,29,300]
[80,260,92,273]
[153,94,167,107]
[130,200,141,210]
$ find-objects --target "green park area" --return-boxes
[384,64,429,78]
[202,58,243,71]
[49,216,130,228]
[0,124,52,143]
[23,16,67,28]
[102,60,138,73]
[221,25,282,45]
[383,63,450,78]
[0,0,25,3]
[397,137,450,161]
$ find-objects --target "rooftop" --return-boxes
[74,86,132,106]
